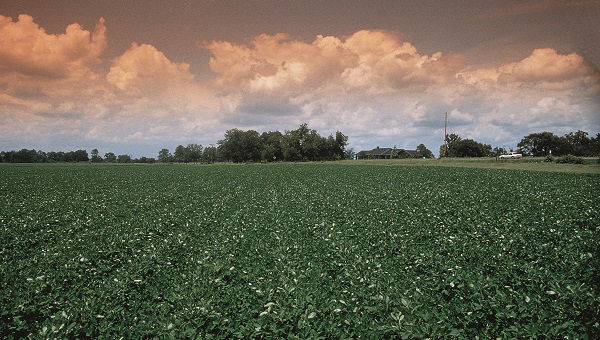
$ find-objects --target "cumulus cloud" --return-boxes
[205,33,599,151]
[206,30,465,95]
[0,14,598,156]
[0,14,219,152]
[0,14,106,78]
[0,13,109,122]
[498,48,593,82]
[108,43,194,95]
[106,42,216,120]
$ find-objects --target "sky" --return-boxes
[1,0,599,157]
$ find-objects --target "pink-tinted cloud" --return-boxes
[0,14,107,110]
[498,48,593,83]
[0,14,598,155]
[0,14,105,78]
[206,30,465,95]
[108,43,195,95]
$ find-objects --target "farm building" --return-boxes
[356,147,422,159]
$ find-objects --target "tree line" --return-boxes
[0,124,349,164]
[516,130,600,157]
[2,128,598,163]
[439,130,600,158]
[156,124,350,163]
[0,148,155,164]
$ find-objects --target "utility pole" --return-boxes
[443,112,448,158]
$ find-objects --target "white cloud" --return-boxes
[0,15,598,156]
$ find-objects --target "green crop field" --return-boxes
[1,163,598,338]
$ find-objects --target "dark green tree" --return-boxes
[218,129,261,163]
[90,149,102,163]
[157,148,172,163]
[439,133,461,157]
[563,130,591,156]
[202,146,218,163]
[517,132,568,156]
[590,133,600,156]
[117,154,131,163]
[260,131,284,161]
[334,131,348,160]
[104,152,117,162]
[185,144,203,163]
[416,144,434,158]
[174,145,185,163]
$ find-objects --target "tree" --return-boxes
[517,132,567,156]
[218,129,261,163]
[416,144,434,159]
[439,133,461,157]
[47,151,65,162]
[451,139,489,157]
[302,129,324,161]
[71,150,89,162]
[136,157,155,163]
[158,149,172,163]
[215,124,348,162]
[4,149,40,163]
[202,146,218,163]
[334,131,348,160]
[174,145,185,163]
[279,124,346,161]
[117,154,131,163]
[90,149,102,163]
[185,144,203,163]
[281,125,306,161]
[260,131,283,162]
[563,130,591,156]
[590,133,600,156]
[104,152,117,162]
[438,134,492,157]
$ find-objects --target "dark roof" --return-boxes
[358,147,421,156]
[360,147,393,156]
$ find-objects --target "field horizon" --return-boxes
[3,156,599,175]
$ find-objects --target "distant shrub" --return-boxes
[544,155,554,162]
[555,154,584,164]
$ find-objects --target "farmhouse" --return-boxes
[356,146,422,159]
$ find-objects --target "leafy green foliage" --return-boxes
[440,134,493,157]
[555,154,584,164]
[416,144,434,159]
[0,164,598,337]
[518,130,600,157]
[90,149,102,163]
[116,154,131,163]
[104,152,117,163]
[219,124,348,162]
[0,149,89,163]
[157,148,173,163]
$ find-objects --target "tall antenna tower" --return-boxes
[443,112,448,158]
